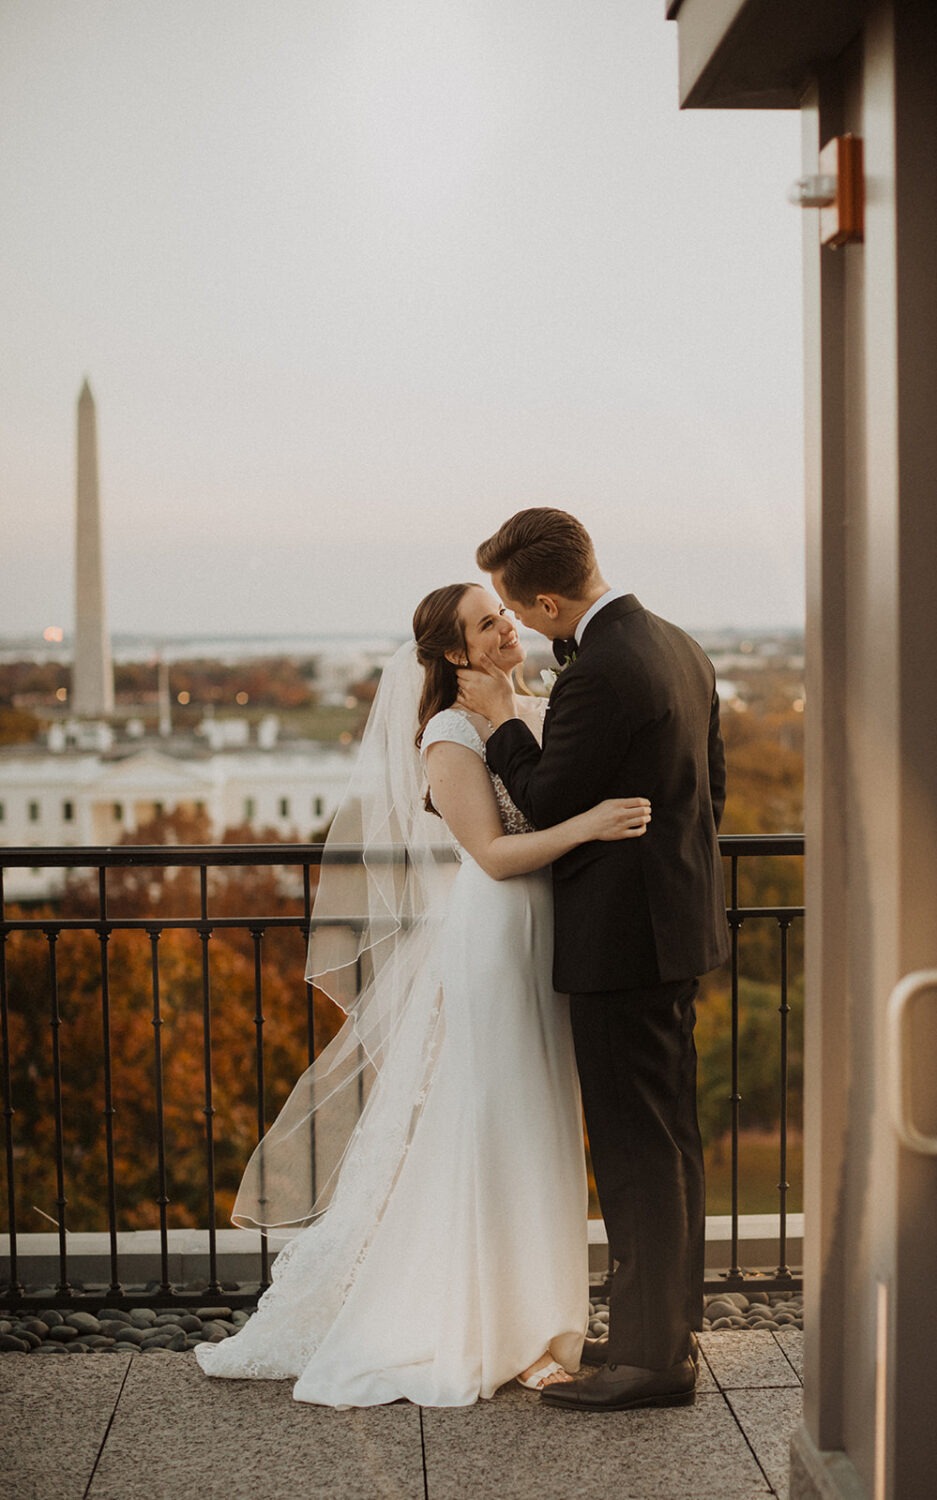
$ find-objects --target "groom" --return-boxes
[459,508,729,1412]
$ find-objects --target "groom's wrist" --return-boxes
[489,710,518,732]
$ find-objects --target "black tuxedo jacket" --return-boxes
[486,595,730,993]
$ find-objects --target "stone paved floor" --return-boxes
[0,1329,803,1499]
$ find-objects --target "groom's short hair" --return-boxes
[476,508,596,603]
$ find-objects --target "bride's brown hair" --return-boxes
[412,583,476,814]
[412,583,476,752]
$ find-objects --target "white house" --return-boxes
[0,742,356,900]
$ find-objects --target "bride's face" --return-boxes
[457,586,524,672]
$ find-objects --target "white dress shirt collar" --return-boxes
[574,588,627,645]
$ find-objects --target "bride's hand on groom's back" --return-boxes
[583,797,651,843]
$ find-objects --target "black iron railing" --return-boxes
[718,835,804,1291]
[0,836,803,1310]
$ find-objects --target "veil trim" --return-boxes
[231,641,458,1237]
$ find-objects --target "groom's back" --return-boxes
[551,599,729,991]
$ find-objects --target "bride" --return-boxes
[195,582,650,1407]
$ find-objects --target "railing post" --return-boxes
[250,924,270,1289]
[728,854,743,1281]
[148,927,172,1297]
[198,864,221,1297]
[355,952,364,1117]
[776,916,793,1282]
[0,868,24,1300]
[46,928,72,1298]
[302,861,317,1222]
[98,867,122,1299]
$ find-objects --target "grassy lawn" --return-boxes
[704,1129,803,1215]
[277,703,365,741]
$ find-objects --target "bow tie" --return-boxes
[552,636,578,667]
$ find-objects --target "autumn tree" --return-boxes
[3,810,345,1234]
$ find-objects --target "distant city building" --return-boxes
[314,649,384,706]
[0,742,355,901]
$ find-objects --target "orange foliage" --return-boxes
[3,811,344,1234]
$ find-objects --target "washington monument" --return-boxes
[73,379,114,717]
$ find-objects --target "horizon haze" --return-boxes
[2,2,804,638]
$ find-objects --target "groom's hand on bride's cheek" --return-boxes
[457,659,514,725]
[455,666,493,713]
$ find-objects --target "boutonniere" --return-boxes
[541,638,578,694]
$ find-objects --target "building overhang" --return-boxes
[666,0,870,109]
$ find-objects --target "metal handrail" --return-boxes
[0,836,804,1309]
[0,833,804,867]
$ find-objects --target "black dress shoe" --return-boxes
[541,1355,696,1413]
[580,1336,610,1366]
[580,1330,700,1372]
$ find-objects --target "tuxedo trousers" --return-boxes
[569,977,704,1370]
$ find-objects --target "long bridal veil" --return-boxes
[231,640,459,1240]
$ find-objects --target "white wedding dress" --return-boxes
[195,705,588,1406]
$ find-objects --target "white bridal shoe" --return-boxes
[515,1359,571,1391]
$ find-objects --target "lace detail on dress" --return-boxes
[421,707,535,836]
[194,974,447,1382]
[489,773,533,834]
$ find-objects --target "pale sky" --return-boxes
[1,1,804,640]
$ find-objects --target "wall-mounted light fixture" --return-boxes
[788,175,837,208]
[789,133,864,247]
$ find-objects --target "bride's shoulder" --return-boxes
[420,707,485,757]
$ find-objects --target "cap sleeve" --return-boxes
[420,708,486,760]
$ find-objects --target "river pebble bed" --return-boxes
[0,1287,802,1354]
[587,1290,804,1340]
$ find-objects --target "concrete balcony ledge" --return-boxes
[2,1214,803,1287]
[696,1213,804,1276]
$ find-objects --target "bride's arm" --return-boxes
[424,742,650,882]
